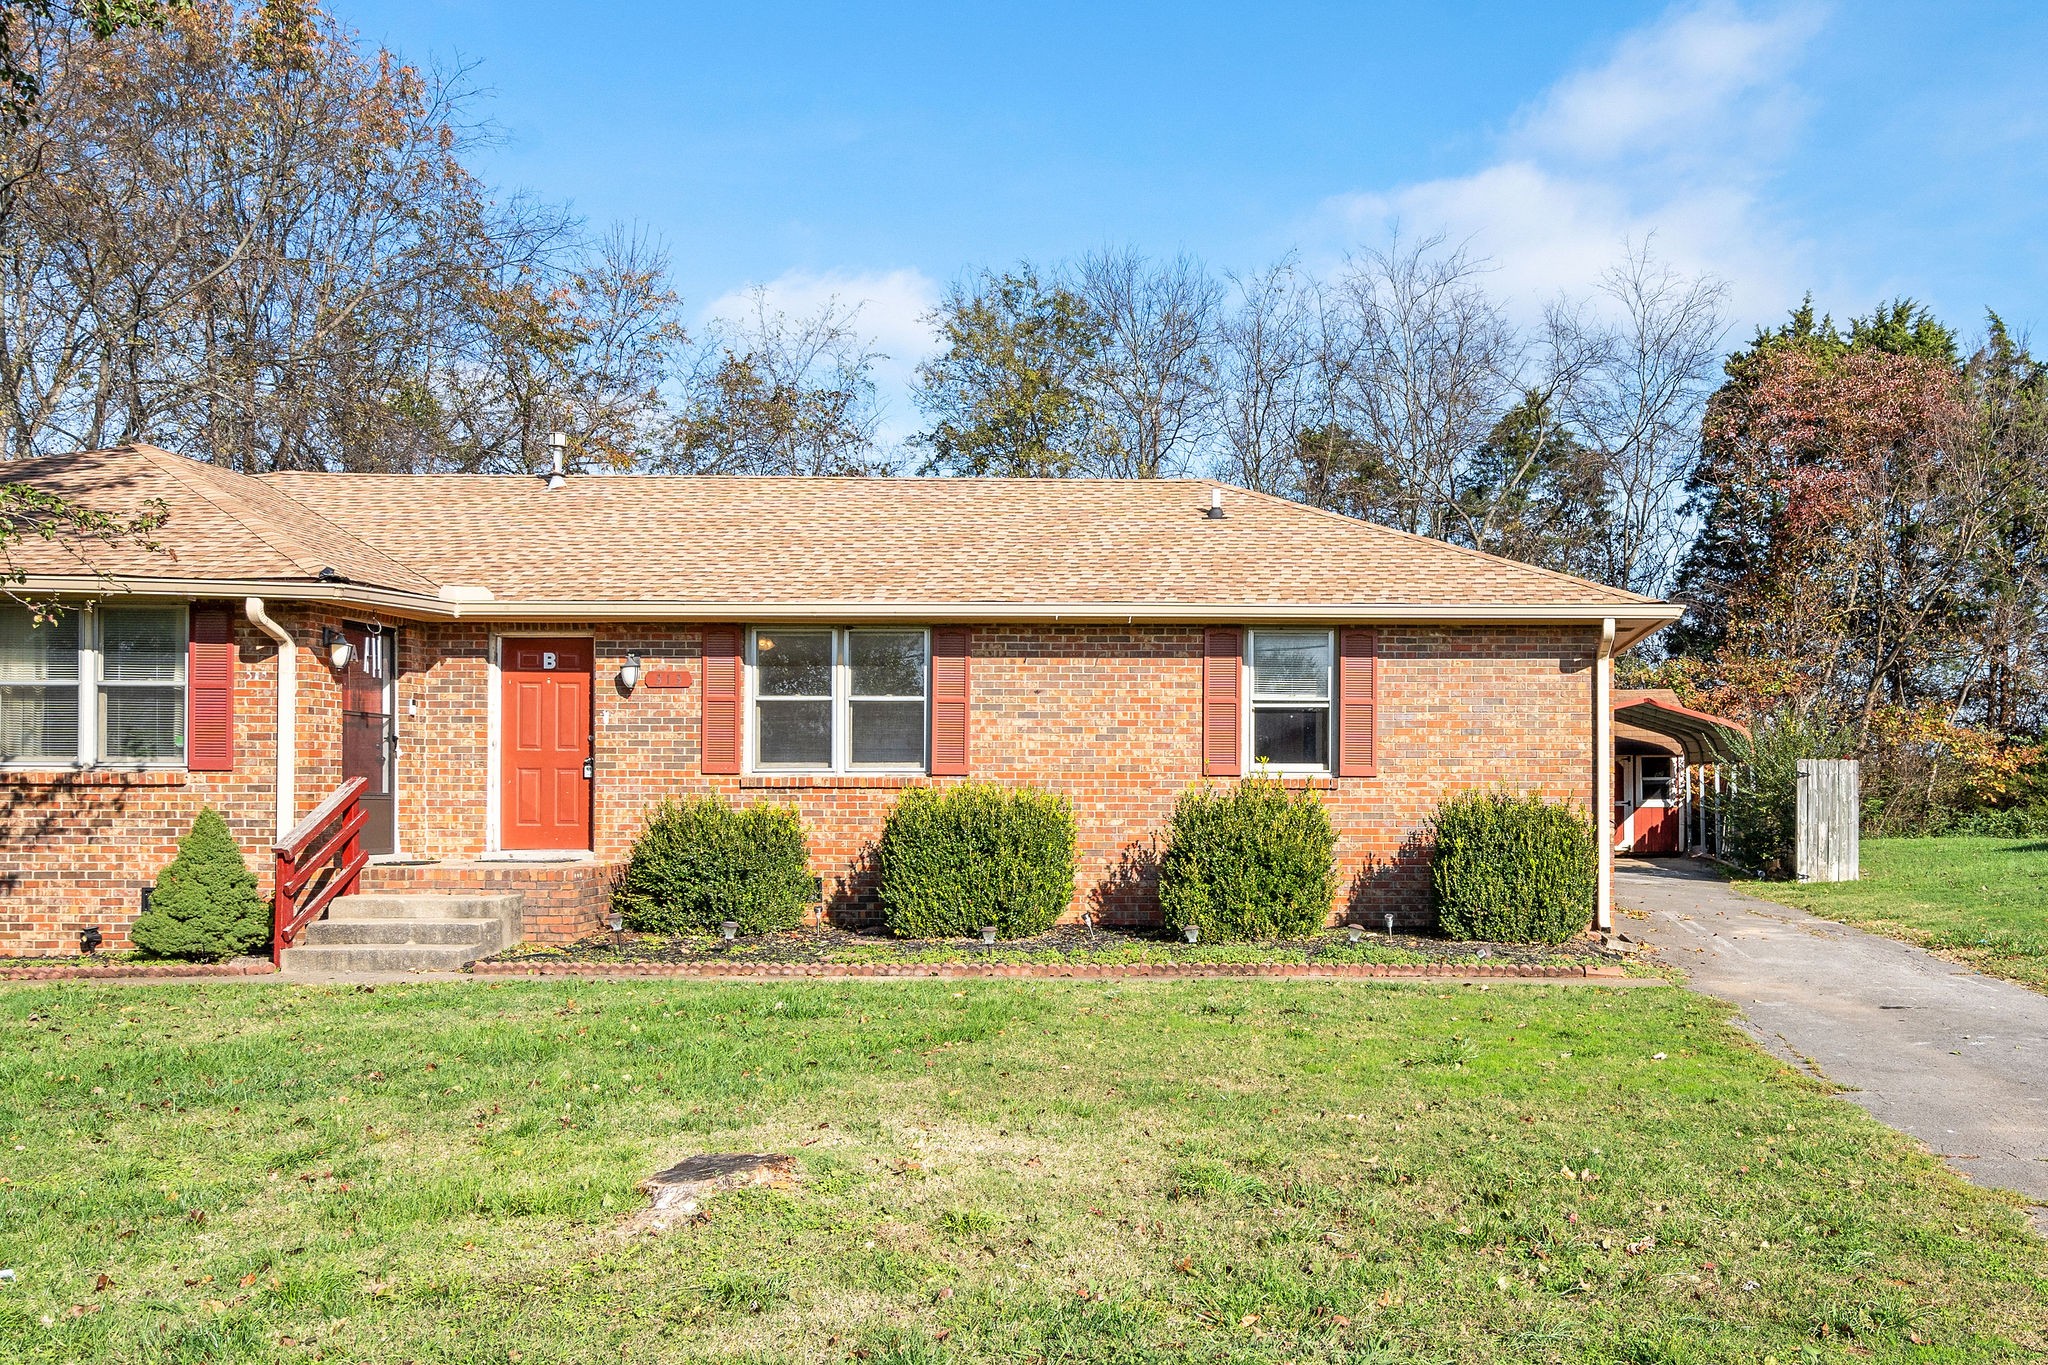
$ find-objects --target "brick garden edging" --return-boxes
[471,959,1627,981]
[0,960,278,981]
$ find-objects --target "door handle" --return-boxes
[583,758,594,780]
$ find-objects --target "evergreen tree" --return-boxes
[131,807,268,961]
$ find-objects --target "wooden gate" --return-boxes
[1795,759,1859,882]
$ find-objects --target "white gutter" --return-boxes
[244,597,295,840]
[1594,617,1616,933]
[10,574,1684,631]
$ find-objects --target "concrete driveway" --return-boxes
[1619,858,2048,1227]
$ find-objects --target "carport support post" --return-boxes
[1595,617,1615,932]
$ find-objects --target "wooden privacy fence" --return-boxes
[1795,758,1860,882]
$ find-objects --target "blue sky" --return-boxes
[342,0,2048,422]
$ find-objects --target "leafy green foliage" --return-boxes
[129,806,267,961]
[1429,790,1596,945]
[876,784,1077,938]
[1157,778,1336,941]
[911,264,1116,476]
[612,797,815,934]
[1717,708,1855,874]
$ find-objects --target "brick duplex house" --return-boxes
[2,445,1680,957]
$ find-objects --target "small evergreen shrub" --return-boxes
[130,807,268,961]
[613,797,815,935]
[1157,778,1336,941]
[1430,790,1596,945]
[877,784,1077,938]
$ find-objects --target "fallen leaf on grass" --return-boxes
[93,1273,111,1292]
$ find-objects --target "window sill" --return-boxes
[740,773,930,791]
[0,768,188,788]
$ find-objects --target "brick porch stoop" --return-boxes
[359,860,622,943]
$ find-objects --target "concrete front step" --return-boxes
[327,894,521,921]
[299,918,503,947]
[280,891,524,976]
[279,942,490,974]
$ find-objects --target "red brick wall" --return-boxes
[2,612,1599,955]
[0,604,352,955]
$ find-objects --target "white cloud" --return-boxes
[701,267,940,447]
[1317,1,1828,322]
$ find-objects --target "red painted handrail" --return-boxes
[272,777,369,966]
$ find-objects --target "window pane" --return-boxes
[851,700,924,766]
[0,685,78,761]
[101,685,183,761]
[0,608,78,682]
[102,607,184,682]
[756,699,831,767]
[1252,631,1330,698]
[849,631,925,698]
[755,630,832,697]
[1253,706,1329,767]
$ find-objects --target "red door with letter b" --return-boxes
[500,637,592,850]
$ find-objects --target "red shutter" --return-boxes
[1202,627,1242,778]
[929,627,970,775]
[186,603,235,771]
[1338,627,1379,778]
[701,625,742,775]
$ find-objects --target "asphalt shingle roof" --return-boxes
[5,446,1664,614]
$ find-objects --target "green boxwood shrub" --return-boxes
[1157,778,1336,941]
[612,797,815,935]
[877,784,1077,938]
[1429,790,1596,944]
[131,807,268,961]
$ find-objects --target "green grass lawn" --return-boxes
[3,980,2044,1363]
[1740,836,2048,992]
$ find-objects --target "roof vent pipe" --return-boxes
[546,431,567,489]
[1207,488,1226,519]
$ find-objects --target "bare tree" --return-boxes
[1561,242,1728,593]
[669,287,886,476]
[1213,258,1313,495]
[1325,234,1521,539]
[1074,246,1221,478]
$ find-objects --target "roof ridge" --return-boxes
[1208,479,1659,607]
[136,447,323,579]
[141,448,437,592]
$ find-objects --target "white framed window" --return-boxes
[0,603,185,768]
[1246,628,1332,772]
[750,627,928,773]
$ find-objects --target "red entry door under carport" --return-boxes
[500,637,593,850]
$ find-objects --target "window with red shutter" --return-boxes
[929,627,970,775]
[700,625,742,774]
[1202,627,1242,777]
[1337,627,1379,777]
[186,604,235,771]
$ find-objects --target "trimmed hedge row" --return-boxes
[614,797,816,934]
[877,783,1077,938]
[612,782,1597,945]
[1429,790,1597,945]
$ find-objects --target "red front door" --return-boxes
[500,637,593,851]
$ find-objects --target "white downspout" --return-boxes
[1594,617,1616,933]
[245,598,295,840]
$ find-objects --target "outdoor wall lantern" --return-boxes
[619,652,642,692]
[321,626,356,670]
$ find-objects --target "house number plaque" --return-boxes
[643,669,693,690]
